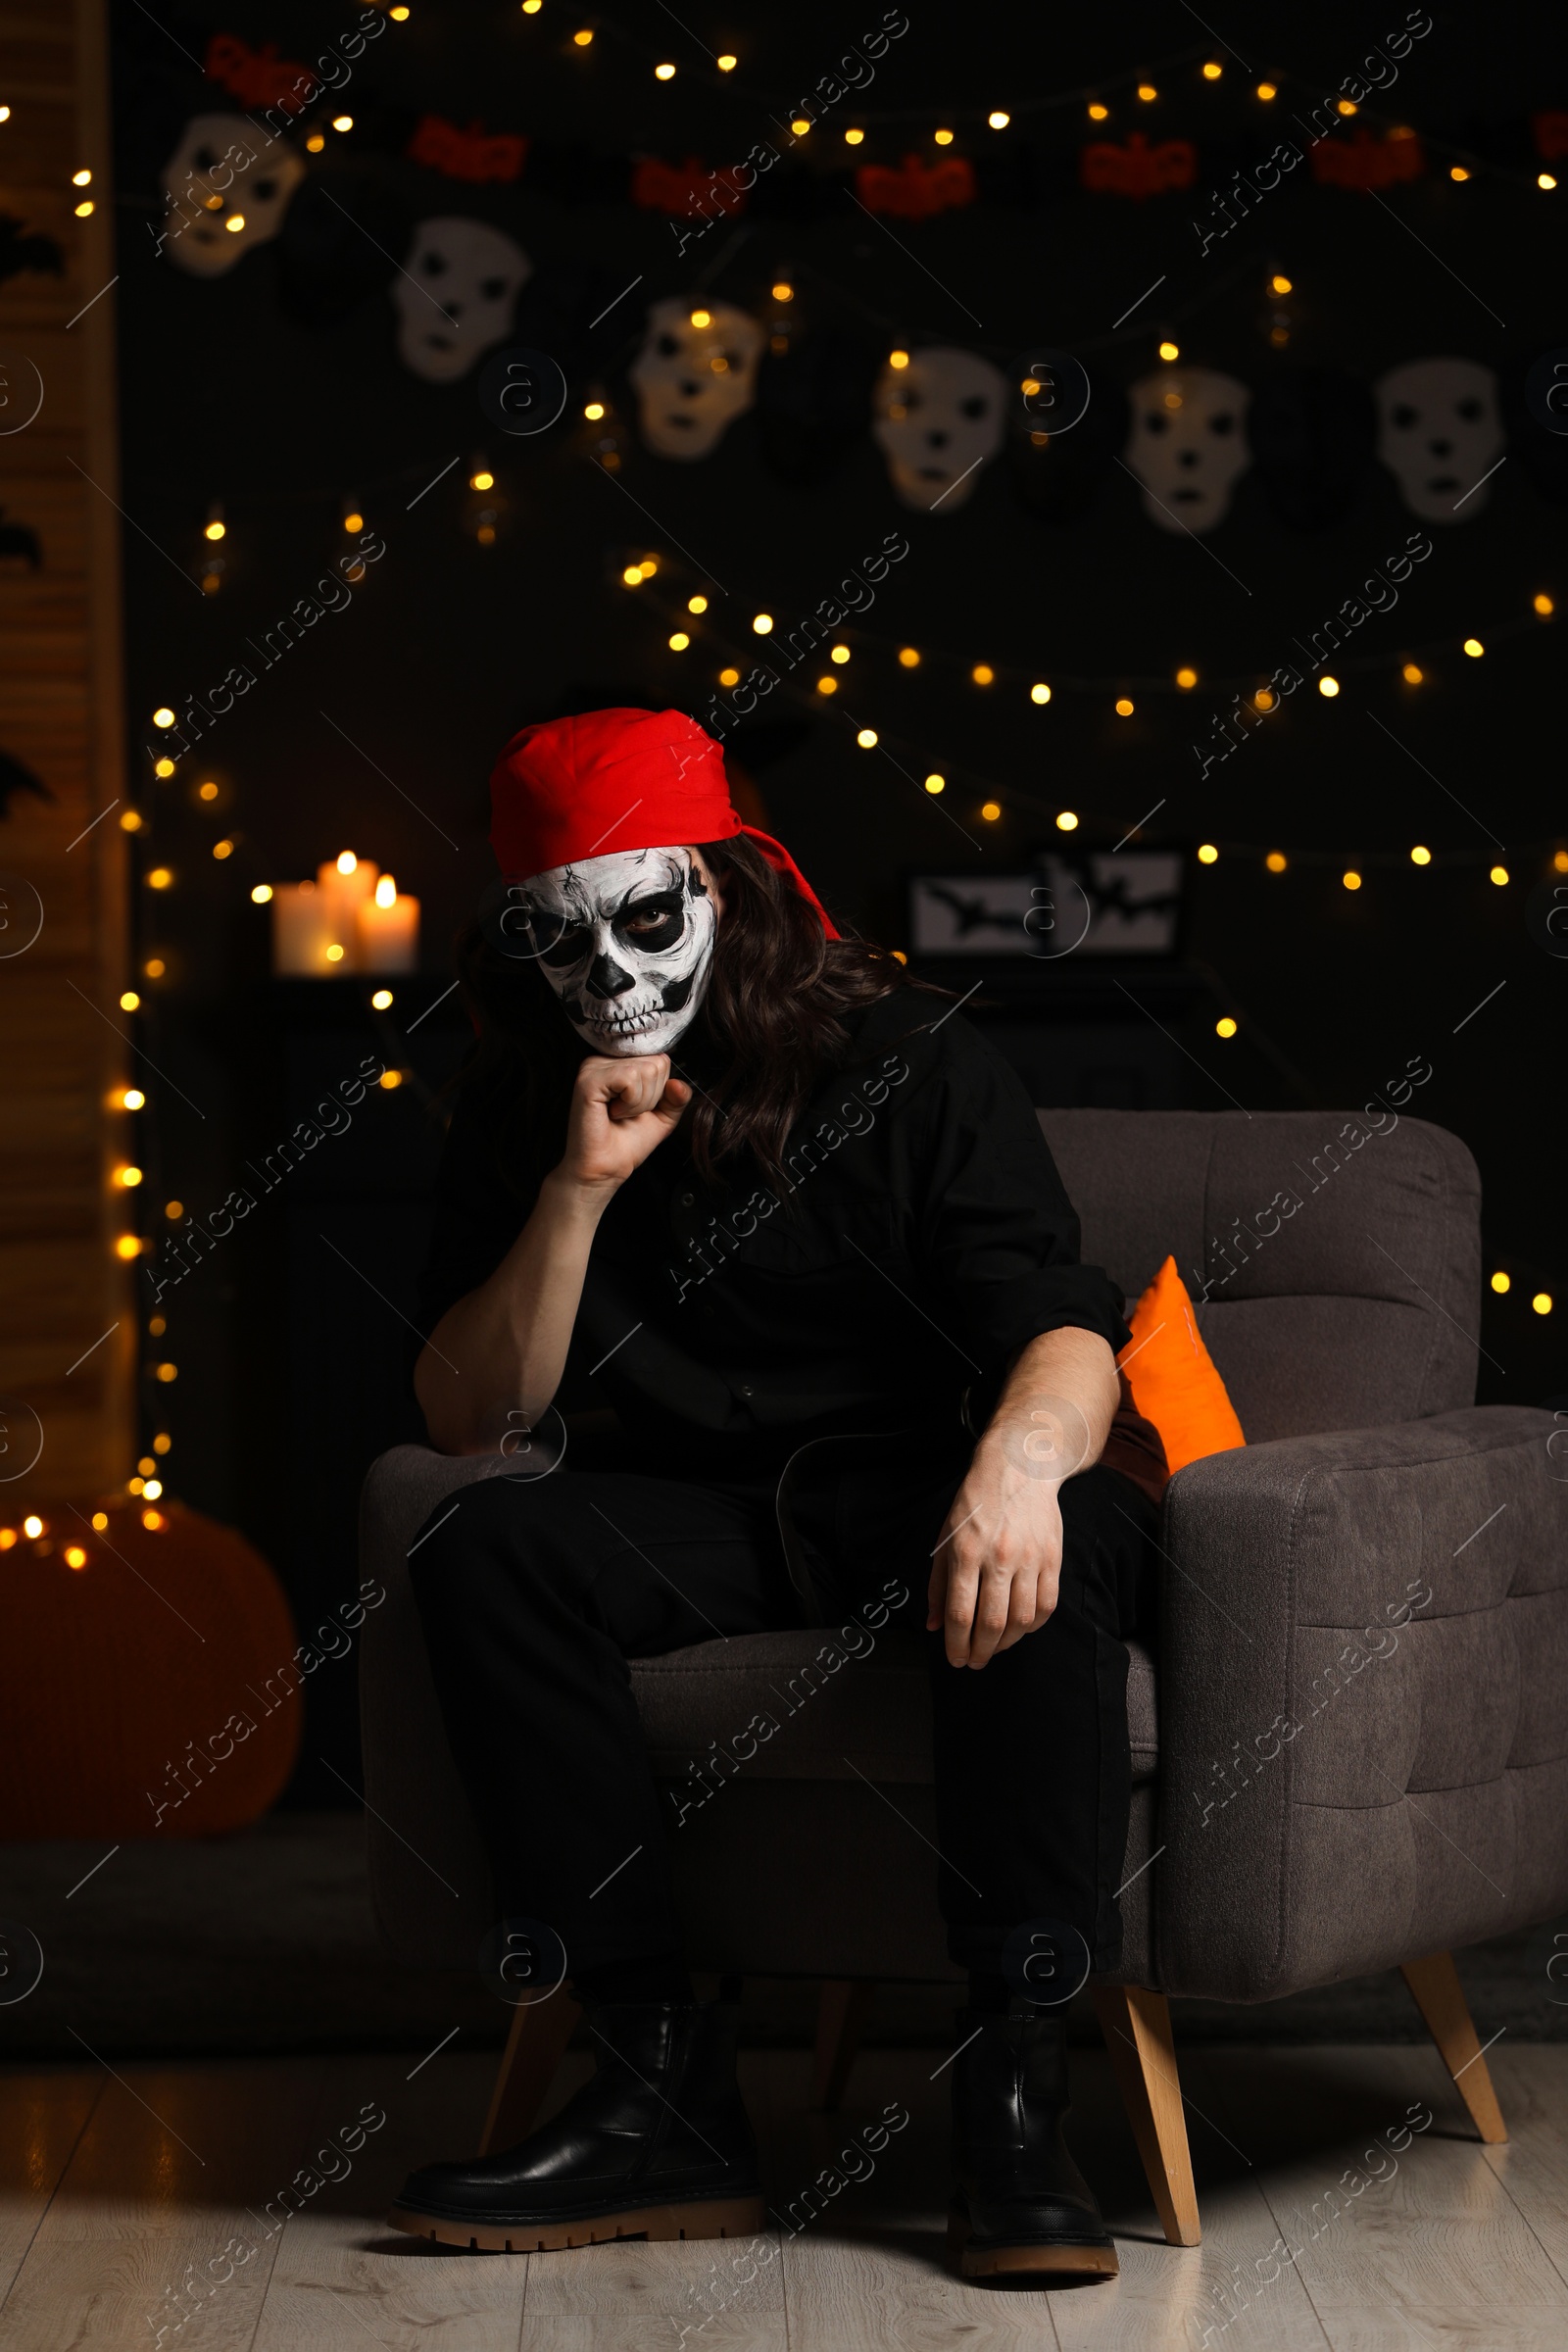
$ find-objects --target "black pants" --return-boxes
[407,1446,1158,1979]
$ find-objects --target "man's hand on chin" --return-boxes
[926,1440,1065,1670]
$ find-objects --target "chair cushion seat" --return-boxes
[632,1630,1157,1786]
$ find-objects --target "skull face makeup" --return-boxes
[517,847,717,1055]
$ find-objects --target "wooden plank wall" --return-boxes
[0,0,134,1517]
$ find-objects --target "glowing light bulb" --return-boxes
[888,349,909,369]
[1158,340,1179,361]
[123,1088,145,1109]
[1257,80,1277,100]
[153,707,175,728]
[1541,173,1558,191]
[924,774,945,794]
[655,63,675,79]
[120,990,140,1010]
[1463,637,1484,658]
[845,126,863,143]
[325,944,345,963]
[1137,83,1156,102]
[971,663,994,685]
[1450,165,1470,180]
[1176,665,1198,689]
[1535,593,1554,616]
[791,118,811,136]
[1490,864,1509,887]
[1115,697,1135,716]
[146,867,172,889]
[470,469,494,490]
[332,114,353,131]
[1343,869,1362,890]
[1269,273,1292,294]
[1533,1292,1553,1314]
[115,1235,140,1260]
[1202,60,1222,79]
[1266,852,1287,873]
[24,1516,44,1539]
[1197,844,1219,864]
[1088,101,1108,121]
[980,801,1002,821]
[573,26,593,44]
[717,53,736,70]
[251,883,273,903]
[1055,809,1078,831]
[1402,662,1423,684]
[204,518,224,541]
[816,676,837,694]
[988,110,1009,128]
[752,612,773,633]
[831,645,851,664]
[690,308,711,328]
[668,631,690,651]
[1030,682,1051,704]
[224,213,245,232]
[899,647,920,667]
[371,989,394,1009]
[1410,846,1431,865]
[154,760,174,778]
[1318,675,1340,697]
[856,728,878,748]
[343,510,365,532]
[622,564,644,586]
[1216,1016,1238,1038]
[934,127,954,144]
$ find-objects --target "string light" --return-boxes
[144,956,165,979]
[771,283,793,302]
[980,800,1002,820]
[1343,869,1362,890]
[1556,851,1568,873]
[371,988,394,1009]
[1541,174,1558,191]
[689,308,710,328]
[752,612,773,633]
[23,1516,43,1539]
[888,349,909,369]
[934,127,954,144]
[224,214,245,233]
[899,646,920,667]
[1269,273,1292,294]
[815,676,836,693]
[988,111,1009,129]
[204,509,225,542]
[583,401,606,420]
[845,127,863,144]
[379,1068,405,1090]
[153,707,175,728]
[1402,662,1423,683]
[198,780,219,801]
[1055,809,1078,830]
[251,883,273,903]
[1318,675,1340,696]
[212,839,233,859]
[1088,101,1108,121]
[622,564,645,585]
[573,27,593,45]
[831,645,851,664]
[120,990,140,1010]
[1158,339,1179,361]
[1536,593,1554,616]
[325,943,346,962]
[1115,696,1135,716]
[1451,165,1470,181]
[116,1165,142,1188]
[655,63,675,79]
[74,198,94,218]
[790,117,811,135]
[924,774,946,794]
[688,594,708,613]
[971,662,994,685]
[1410,845,1431,865]
[1490,864,1509,886]
[390,3,410,16]
[1137,83,1157,102]
[122,809,143,831]
[1216,1016,1238,1037]
[1463,637,1485,657]
[1337,98,1356,116]
[1534,1292,1554,1314]
[146,866,172,889]
[716,53,736,70]
[1202,60,1223,79]
[470,468,494,490]
[1197,844,1218,864]
[857,727,878,748]
[718,666,740,686]
[1176,665,1198,689]
[1256,80,1277,100]
[522,1,542,12]
[668,631,690,650]
[122,1088,145,1109]
[1030,682,1051,704]
[1266,851,1288,872]
[1492,1270,1510,1294]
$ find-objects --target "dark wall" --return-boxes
[107,0,1566,1788]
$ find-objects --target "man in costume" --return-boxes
[390,706,1166,2280]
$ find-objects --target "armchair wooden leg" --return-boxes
[1399,1950,1507,2144]
[478,1992,583,2156]
[812,1980,876,2111]
[1092,1983,1201,2246]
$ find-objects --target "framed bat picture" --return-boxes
[908,852,1183,958]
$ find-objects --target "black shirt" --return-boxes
[418,992,1152,1488]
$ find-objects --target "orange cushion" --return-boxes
[1116,1254,1246,1476]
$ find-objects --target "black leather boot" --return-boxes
[388,1996,764,2253]
[948,2004,1119,2281]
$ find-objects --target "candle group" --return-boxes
[270,854,420,975]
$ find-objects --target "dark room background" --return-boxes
[104,0,1566,1798]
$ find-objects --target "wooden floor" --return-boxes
[3,2038,1566,2348]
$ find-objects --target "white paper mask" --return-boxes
[871,347,1005,512]
[1126,368,1251,532]
[630,297,764,459]
[162,114,305,277]
[393,217,532,383]
[515,847,717,1055]
[1374,357,1503,523]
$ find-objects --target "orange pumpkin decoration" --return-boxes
[0,1497,302,1838]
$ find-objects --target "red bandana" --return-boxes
[488,706,839,939]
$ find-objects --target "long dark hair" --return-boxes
[455,835,930,1194]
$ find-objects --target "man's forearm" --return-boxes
[977,1326,1120,1482]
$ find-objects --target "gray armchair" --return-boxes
[359,1109,1567,2240]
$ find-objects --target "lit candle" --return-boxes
[271,881,339,975]
[317,850,378,956]
[356,873,419,972]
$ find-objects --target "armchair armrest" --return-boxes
[1153,1405,1568,2001]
